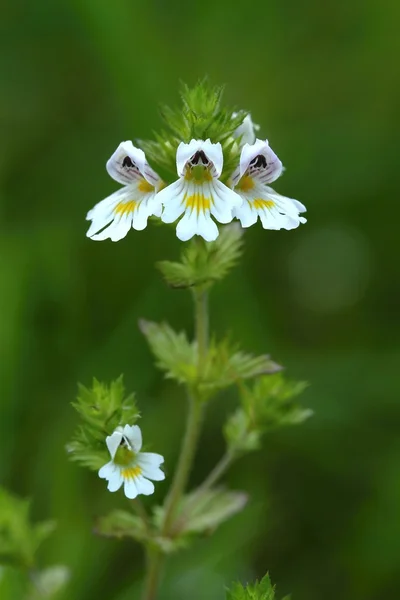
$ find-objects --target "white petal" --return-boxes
[105,431,123,459]
[86,187,131,238]
[123,425,142,452]
[131,196,157,231]
[157,179,186,223]
[233,199,258,228]
[106,141,161,187]
[265,189,307,219]
[98,461,114,480]
[134,475,155,496]
[210,179,242,223]
[123,478,138,499]
[176,139,223,177]
[239,139,283,183]
[233,113,259,146]
[138,453,165,481]
[91,212,132,242]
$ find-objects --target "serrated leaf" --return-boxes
[200,339,282,397]
[139,319,197,384]
[68,376,139,471]
[226,574,276,600]
[158,224,244,289]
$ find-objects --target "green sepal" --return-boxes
[157,224,244,289]
[139,319,197,385]
[226,574,276,600]
[67,376,139,471]
[0,487,57,569]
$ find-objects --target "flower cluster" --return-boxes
[86,116,306,243]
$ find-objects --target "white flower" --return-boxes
[98,424,165,499]
[232,113,260,146]
[232,139,307,230]
[86,142,163,242]
[155,139,242,242]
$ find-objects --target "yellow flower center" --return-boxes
[121,466,142,480]
[114,200,137,216]
[138,179,155,193]
[253,199,275,210]
[185,192,211,213]
[237,175,255,192]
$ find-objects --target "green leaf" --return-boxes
[67,376,139,471]
[0,488,57,569]
[158,224,244,289]
[245,374,312,430]
[95,510,185,554]
[157,488,247,538]
[226,574,276,600]
[95,510,148,543]
[225,374,311,453]
[139,319,197,384]
[224,409,262,453]
[200,339,282,398]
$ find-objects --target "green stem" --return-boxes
[197,449,236,493]
[141,549,164,600]
[141,286,209,600]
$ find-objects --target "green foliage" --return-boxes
[0,487,56,569]
[226,574,277,600]
[95,510,148,543]
[139,319,197,385]
[67,377,139,471]
[225,374,312,453]
[170,488,248,536]
[158,224,244,289]
[138,79,246,179]
[200,339,282,398]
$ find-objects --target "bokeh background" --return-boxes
[1,0,400,598]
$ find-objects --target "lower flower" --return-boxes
[98,424,165,499]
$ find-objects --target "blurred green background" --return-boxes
[1,0,399,598]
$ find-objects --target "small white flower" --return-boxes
[98,424,165,499]
[155,139,242,242]
[86,142,163,242]
[232,139,307,230]
[232,113,260,146]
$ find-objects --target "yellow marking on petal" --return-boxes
[237,175,255,192]
[185,193,211,214]
[253,198,275,210]
[121,466,142,480]
[138,179,155,193]
[185,166,213,184]
[115,200,137,216]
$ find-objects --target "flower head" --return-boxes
[232,139,306,230]
[86,142,163,242]
[98,424,165,499]
[156,139,242,242]
[232,113,260,146]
